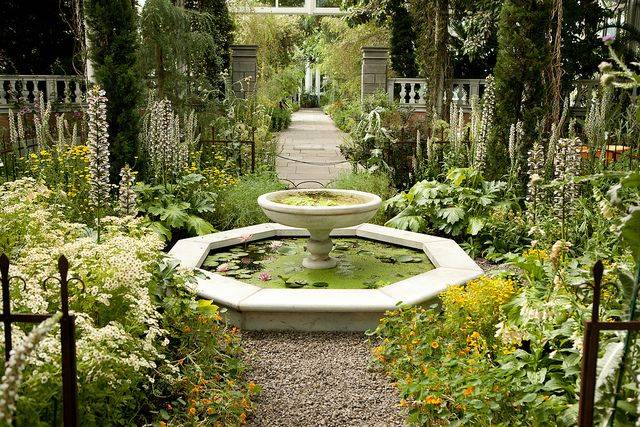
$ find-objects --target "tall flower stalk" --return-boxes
[0,313,62,424]
[118,164,138,216]
[553,137,581,240]
[87,85,111,242]
[473,75,495,171]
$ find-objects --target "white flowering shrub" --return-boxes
[0,178,254,424]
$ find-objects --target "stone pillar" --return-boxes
[305,61,313,94]
[361,47,389,102]
[230,45,258,99]
[315,67,321,96]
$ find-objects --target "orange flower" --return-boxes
[207,407,215,415]
[159,422,167,427]
[425,395,443,405]
[463,386,474,397]
[240,412,247,425]
[431,341,439,349]
[183,326,192,333]
[248,381,258,393]
[188,406,196,416]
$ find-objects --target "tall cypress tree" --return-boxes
[487,0,551,179]
[389,0,418,77]
[85,0,143,180]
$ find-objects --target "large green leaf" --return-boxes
[467,216,485,236]
[159,202,191,227]
[620,207,640,260]
[438,206,465,224]
[186,216,215,235]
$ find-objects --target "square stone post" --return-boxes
[361,47,389,103]
[231,45,258,99]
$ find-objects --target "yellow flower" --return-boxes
[188,406,196,416]
[430,341,439,349]
[425,395,443,405]
[463,386,474,397]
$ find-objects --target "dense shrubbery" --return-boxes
[0,179,255,424]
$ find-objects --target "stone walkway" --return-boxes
[242,331,406,426]
[276,108,351,188]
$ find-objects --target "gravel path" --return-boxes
[242,331,406,426]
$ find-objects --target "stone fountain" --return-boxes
[258,189,382,269]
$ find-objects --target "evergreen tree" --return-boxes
[85,0,143,181]
[388,0,418,77]
[185,0,234,93]
[487,0,551,179]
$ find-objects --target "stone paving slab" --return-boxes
[276,108,350,187]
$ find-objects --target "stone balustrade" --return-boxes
[0,75,86,111]
[386,77,487,112]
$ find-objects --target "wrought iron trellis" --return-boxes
[578,260,640,426]
[0,253,80,426]
[202,125,256,174]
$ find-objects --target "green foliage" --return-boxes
[373,247,639,425]
[487,0,551,179]
[0,178,253,424]
[85,0,143,179]
[330,171,395,224]
[385,167,527,256]
[214,173,286,229]
[269,106,293,132]
[135,173,218,243]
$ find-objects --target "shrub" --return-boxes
[215,173,286,229]
[270,106,292,132]
[0,178,253,424]
[330,171,394,224]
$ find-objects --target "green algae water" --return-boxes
[201,237,434,289]
[276,191,366,206]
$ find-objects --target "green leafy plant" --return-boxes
[135,173,217,242]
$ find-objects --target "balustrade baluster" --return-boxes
[408,83,416,104]
[399,83,407,105]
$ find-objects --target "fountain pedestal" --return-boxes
[303,229,338,269]
[258,189,382,270]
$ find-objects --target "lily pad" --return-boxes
[312,281,329,288]
[202,256,219,268]
[285,281,306,288]
[397,255,415,263]
[277,246,298,255]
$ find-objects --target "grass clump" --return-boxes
[215,173,286,229]
[330,171,394,224]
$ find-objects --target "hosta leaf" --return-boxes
[467,217,485,236]
[438,207,465,224]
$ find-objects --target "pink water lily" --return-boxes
[259,272,272,282]
[269,240,283,250]
[216,263,230,273]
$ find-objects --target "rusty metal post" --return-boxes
[57,256,78,427]
[0,254,13,361]
[578,260,603,426]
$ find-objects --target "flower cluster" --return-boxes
[553,137,581,216]
[118,164,137,216]
[86,85,111,209]
[0,312,62,424]
[474,75,495,170]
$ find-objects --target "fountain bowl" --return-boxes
[258,189,382,269]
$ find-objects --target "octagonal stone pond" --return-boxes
[169,223,483,331]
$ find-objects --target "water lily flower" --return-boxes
[269,241,283,250]
[259,272,272,282]
[217,263,230,273]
